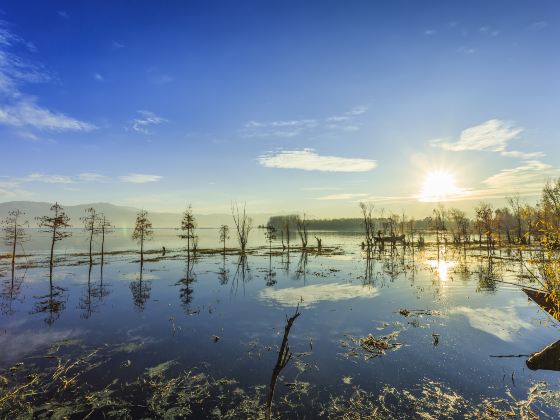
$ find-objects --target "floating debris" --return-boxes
[339,331,402,360]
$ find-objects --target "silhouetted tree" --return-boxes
[265,225,276,253]
[180,204,196,255]
[36,202,71,270]
[81,207,100,265]
[231,202,252,253]
[359,202,375,248]
[99,214,113,266]
[448,208,469,245]
[1,209,29,274]
[219,224,229,255]
[476,202,495,254]
[132,210,153,263]
[296,213,308,249]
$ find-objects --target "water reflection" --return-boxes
[129,262,152,311]
[259,282,379,308]
[177,254,197,314]
[32,268,66,326]
[0,265,26,315]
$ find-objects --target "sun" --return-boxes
[419,170,462,202]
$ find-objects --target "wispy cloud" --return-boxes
[316,193,369,200]
[93,72,104,81]
[431,119,545,161]
[23,173,74,184]
[130,110,167,134]
[0,97,96,131]
[119,173,163,183]
[78,172,107,182]
[500,150,545,159]
[531,21,548,30]
[258,149,377,172]
[481,160,560,195]
[0,21,96,132]
[242,106,367,138]
[431,119,522,152]
[111,41,125,49]
[57,10,70,20]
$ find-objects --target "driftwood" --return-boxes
[523,288,560,321]
[265,305,301,420]
[527,340,560,371]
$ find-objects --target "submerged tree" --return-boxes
[132,210,153,263]
[448,208,470,245]
[218,224,229,255]
[296,214,308,249]
[231,202,252,253]
[81,207,100,265]
[36,202,72,270]
[1,210,29,273]
[265,225,276,253]
[180,204,196,255]
[359,202,376,248]
[99,214,113,266]
[475,202,495,254]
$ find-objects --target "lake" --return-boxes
[1,229,559,418]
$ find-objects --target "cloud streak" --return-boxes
[119,173,163,183]
[258,149,377,172]
[0,21,96,132]
[130,110,167,134]
[431,119,522,152]
[242,106,367,138]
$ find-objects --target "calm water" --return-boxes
[1,229,559,418]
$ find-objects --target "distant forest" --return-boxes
[266,215,435,231]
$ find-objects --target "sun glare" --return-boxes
[419,170,462,202]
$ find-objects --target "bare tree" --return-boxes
[359,202,375,248]
[81,207,100,265]
[448,208,469,245]
[507,194,524,243]
[1,210,29,272]
[180,204,196,255]
[265,224,277,253]
[132,210,153,263]
[99,214,113,266]
[36,202,71,270]
[296,213,308,249]
[231,202,252,253]
[475,202,494,254]
[219,224,229,255]
[432,206,447,245]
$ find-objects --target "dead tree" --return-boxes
[359,202,375,248]
[180,204,196,255]
[265,305,301,420]
[1,209,29,273]
[219,224,229,255]
[81,207,100,265]
[36,202,71,271]
[231,202,252,253]
[132,210,153,263]
[265,225,277,253]
[296,213,308,249]
[99,214,113,266]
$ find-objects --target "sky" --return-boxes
[0,1,559,217]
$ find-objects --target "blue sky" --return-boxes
[0,1,559,216]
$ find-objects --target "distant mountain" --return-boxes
[0,201,272,228]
